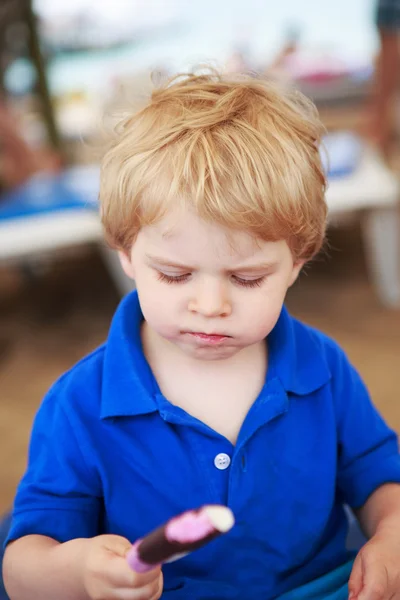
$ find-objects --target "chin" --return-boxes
[183,344,240,361]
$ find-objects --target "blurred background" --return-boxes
[0,0,400,517]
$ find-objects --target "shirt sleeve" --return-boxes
[6,384,102,546]
[333,346,400,509]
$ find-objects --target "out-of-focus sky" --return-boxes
[21,0,378,97]
[34,0,377,59]
[34,0,184,27]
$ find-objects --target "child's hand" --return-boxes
[82,534,163,600]
[348,531,400,599]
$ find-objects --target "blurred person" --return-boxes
[369,0,400,157]
[0,97,62,390]
[0,98,60,193]
[268,24,301,71]
[3,70,400,600]
[0,100,37,192]
[0,99,37,372]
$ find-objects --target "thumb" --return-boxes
[348,552,364,599]
[100,534,133,558]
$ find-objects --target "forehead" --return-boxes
[137,210,287,265]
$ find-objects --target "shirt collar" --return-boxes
[268,305,332,395]
[100,292,331,419]
[101,290,159,419]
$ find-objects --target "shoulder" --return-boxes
[39,345,107,423]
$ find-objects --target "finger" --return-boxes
[348,553,364,599]
[106,555,161,588]
[357,564,388,600]
[101,534,133,557]
[116,574,163,600]
[99,534,161,585]
[150,572,163,600]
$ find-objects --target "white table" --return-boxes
[0,166,133,296]
[0,150,399,306]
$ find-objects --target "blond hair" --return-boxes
[100,70,327,260]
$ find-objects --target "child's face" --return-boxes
[119,210,303,361]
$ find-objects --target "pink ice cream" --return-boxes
[127,505,235,573]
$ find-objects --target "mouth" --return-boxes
[185,332,230,345]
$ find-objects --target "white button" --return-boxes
[214,453,231,470]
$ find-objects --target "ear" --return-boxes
[118,250,135,280]
[288,260,305,287]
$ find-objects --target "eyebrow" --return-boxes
[146,255,194,270]
[145,254,278,273]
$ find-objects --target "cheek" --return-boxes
[139,299,174,337]
[238,288,285,338]
[243,308,280,341]
[136,281,181,333]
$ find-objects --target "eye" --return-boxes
[232,275,266,288]
[157,272,191,284]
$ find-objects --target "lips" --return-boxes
[185,332,230,345]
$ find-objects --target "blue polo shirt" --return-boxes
[6,291,400,599]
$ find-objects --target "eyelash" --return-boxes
[234,276,265,288]
[157,272,191,284]
[156,272,266,288]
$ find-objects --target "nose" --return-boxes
[188,278,231,318]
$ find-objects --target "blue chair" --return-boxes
[0,513,12,599]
